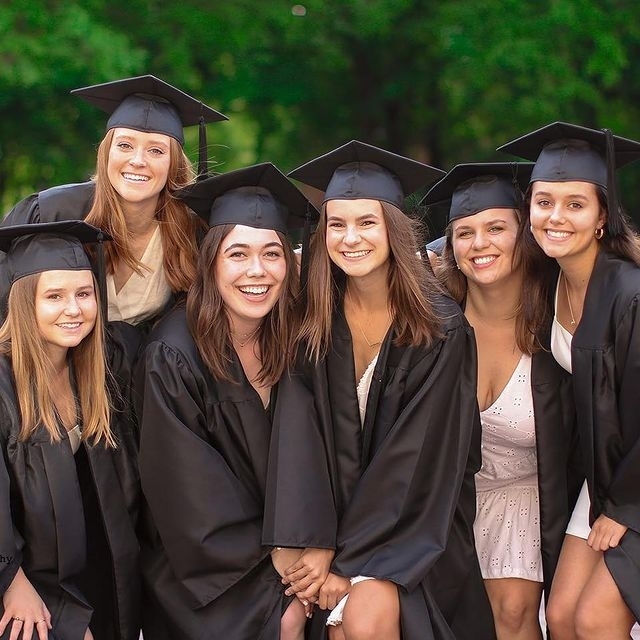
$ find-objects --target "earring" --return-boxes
[595,227,604,240]
[455,264,460,270]
[529,225,534,234]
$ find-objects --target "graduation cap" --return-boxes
[288,140,445,208]
[498,121,640,236]
[71,74,228,176]
[421,163,534,223]
[0,221,111,318]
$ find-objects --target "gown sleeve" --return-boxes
[138,339,268,609]
[333,322,479,592]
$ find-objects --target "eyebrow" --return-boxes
[114,134,169,148]
[326,213,380,223]
[223,241,284,253]
[533,190,589,200]
[455,218,508,230]
[40,285,93,294]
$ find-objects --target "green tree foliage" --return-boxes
[2,0,640,222]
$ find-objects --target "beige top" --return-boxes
[68,424,82,455]
[106,226,171,325]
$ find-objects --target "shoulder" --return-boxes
[590,252,640,318]
[37,182,96,221]
[433,291,468,333]
[143,305,198,363]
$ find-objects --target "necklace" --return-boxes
[563,273,576,326]
[232,325,261,348]
[345,290,389,348]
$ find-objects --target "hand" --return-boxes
[283,548,334,601]
[271,547,303,579]
[0,568,52,640]
[587,514,628,551]
[317,573,351,611]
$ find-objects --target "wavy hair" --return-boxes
[186,225,299,385]
[85,129,205,292]
[299,201,444,363]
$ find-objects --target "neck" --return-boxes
[465,273,522,324]
[345,272,389,313]
[557,247,598,293]
[230,318,262,347]
[121,200,160,234]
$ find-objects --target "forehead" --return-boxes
[36,269,94,289]
[110,127,172,147]
[531,180,598,197]
[452,207,519,229]
[325,198,384,217]
[220,224,282,247]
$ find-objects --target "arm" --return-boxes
[138,340,268,609]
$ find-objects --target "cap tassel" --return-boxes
[197,115,207,180]
[603,128,621,236]
[509,161,524,210]
[96,233,108,321]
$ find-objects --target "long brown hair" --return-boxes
[0,273,114,446]
[85,129,205,292]
[300,201,444,363]
[438,209,554,355]
[186,224,299,386]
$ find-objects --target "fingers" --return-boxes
[36,617,51,640]
[21,620,35,640]
[9,617,22,640]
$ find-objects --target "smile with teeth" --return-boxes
[57,322,81,329]
[472,255,497,265]
[122,173,150,182]
[342,250,371,258]
[238,285,270,295]
[545,229,572,239]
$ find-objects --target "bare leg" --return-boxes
[574,557,635,640]
[280,598,307,640]
[484,577,543,640]
[341,579,400,640]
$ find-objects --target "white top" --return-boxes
[106,226,171,325]
[551,275,573,374]
[356,354,379,427]
[68,424,82,455]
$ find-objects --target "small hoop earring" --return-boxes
[455,263,460,270]
[529,224,534,234]
[595,227,604,240]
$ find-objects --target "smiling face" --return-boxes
[529,180,605,266]
[451,208,520,288]
[107,127,172,212]
[325,198,390,283]
[214,225,287,331]
[35,270,98,362]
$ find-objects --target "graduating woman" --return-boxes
[499,122,640,639]
[2,75,227,326]
[423,163,580,639]
[264,141,494,639]
[136,163,318,639]
[0,221,140,640]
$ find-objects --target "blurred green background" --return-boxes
[1,0,639,235]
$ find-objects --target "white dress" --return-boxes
[551,277,591,540]
[474,353,543,582]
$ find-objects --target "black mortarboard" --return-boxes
[177,162,318,235]
[71,75,228,176]
[288,140,444,208]
[498,121,640,236]
[0,221,111,317]
[422,163,534,223]
[497,122,640,187]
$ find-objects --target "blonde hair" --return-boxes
[300,201,444,363]
[85,129,206,293]
[0,273,114,446]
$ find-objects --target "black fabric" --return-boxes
[570,251,640,620]
[265,292,495,639]
[135,306,289,639]
[0,325,141,640]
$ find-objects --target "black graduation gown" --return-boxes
[530,346,582,604]
[265,293,495,639]
[136,306,289,640]
[571,250,640,621]
[0,325,141,640]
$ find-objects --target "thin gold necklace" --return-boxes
[563,273,576,326]
[346,290,388,347]
[232,325,261,348]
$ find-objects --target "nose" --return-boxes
[548,204,565,224]
[246,255,266,277]
[129,147,146,167]
[471,231,490,250]
[343,225,361,246]
[64,296,81,316]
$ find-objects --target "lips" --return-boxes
[472,255,497,266]
[57,322,81,329]
[122,172,150,182]
[342,250,371,258]
[545,229,572,239]
[238,285,270,296]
